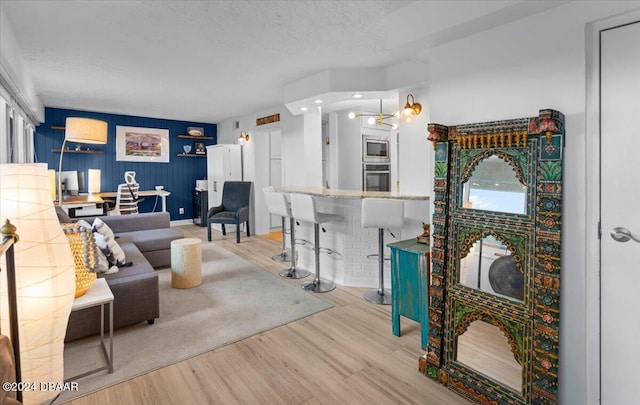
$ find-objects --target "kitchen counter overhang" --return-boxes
[278,186,429,200]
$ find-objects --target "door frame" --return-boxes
[585,10,640,404]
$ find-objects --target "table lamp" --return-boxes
[88,169,101,194]
[58,118,108,205]
[0,163,76,404]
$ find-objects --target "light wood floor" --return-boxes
[67,225,469,405]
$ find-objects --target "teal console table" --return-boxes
[388,239,430,349]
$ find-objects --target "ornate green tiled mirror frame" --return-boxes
[421,109,564,404]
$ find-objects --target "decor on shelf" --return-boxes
[183,144,192,154]
[58,117,108,205]
[187,126,204,136]
[237,130,250,144]
[422,109,564,404]
[88,168,101,194]
[348,99,398,129]
[416,222,430,244]
[401,93,422,121]
[0,163,76,405]
[194,141,206,154]
[116,125,169,163]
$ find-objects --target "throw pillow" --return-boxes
[91,233,112,273]
[94,231,129,268]
[76,219,93,232]
[61,223,98,272]
[93,217,116,241]
[61,223,98,297]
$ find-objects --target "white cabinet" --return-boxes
[206,144,243,208]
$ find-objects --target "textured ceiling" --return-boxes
[1,1,568,123]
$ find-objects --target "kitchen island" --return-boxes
[277,186,430,288]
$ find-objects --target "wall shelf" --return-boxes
[177,135,213,140]
[51,149,103,154]
[177,153,207,158]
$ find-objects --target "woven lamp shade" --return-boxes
[0,163,76,405]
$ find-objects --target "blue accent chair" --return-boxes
[207,181,252,243]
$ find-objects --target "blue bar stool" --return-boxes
[289,193,342,293]
[263,187,310,279]
[361,198,404,305]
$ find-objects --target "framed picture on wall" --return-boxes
[194,141,206,155]
[116,126,170,163]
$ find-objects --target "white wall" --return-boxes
[0,6,44,123]
[335,110,362,190]
[303,109,323,187]
[398,88,431,196]
[427,2,639,404]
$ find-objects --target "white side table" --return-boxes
[66,278,114,381]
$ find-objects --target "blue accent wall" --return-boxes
[34,107,216,220]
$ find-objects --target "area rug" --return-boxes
[57,242,332,403]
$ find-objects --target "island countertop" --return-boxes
[278,186,429,200]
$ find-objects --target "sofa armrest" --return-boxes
[95,212,171,233]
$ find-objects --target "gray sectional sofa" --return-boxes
[64,212,184,342]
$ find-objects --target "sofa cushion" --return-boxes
[210,211,238,223]
[116,228,184,253]
[101,242,153,281]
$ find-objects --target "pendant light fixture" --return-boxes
[348,99,398,129]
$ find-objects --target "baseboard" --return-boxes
[170,219,194,226]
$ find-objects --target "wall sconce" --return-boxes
[238,130,250,144]
[401,94,422,121]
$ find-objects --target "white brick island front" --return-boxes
[277,186,430,288]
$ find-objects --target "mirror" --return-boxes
[461,155,527,214]
[458,235,524,302]
[456,319,523,394]
[427,110,564,404]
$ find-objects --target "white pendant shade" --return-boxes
[0,163,76,405]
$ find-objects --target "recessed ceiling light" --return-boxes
[300,107,308,111]
[314,99,323,104]
[352,94,363,99]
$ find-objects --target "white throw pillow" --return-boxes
[94,232,126,268]
[93,217,116,241]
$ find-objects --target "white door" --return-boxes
[269,130,282,229]
[601,20,640,404]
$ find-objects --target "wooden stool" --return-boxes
[171,238,202,288]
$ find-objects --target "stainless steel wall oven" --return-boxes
[362,163,391,192]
